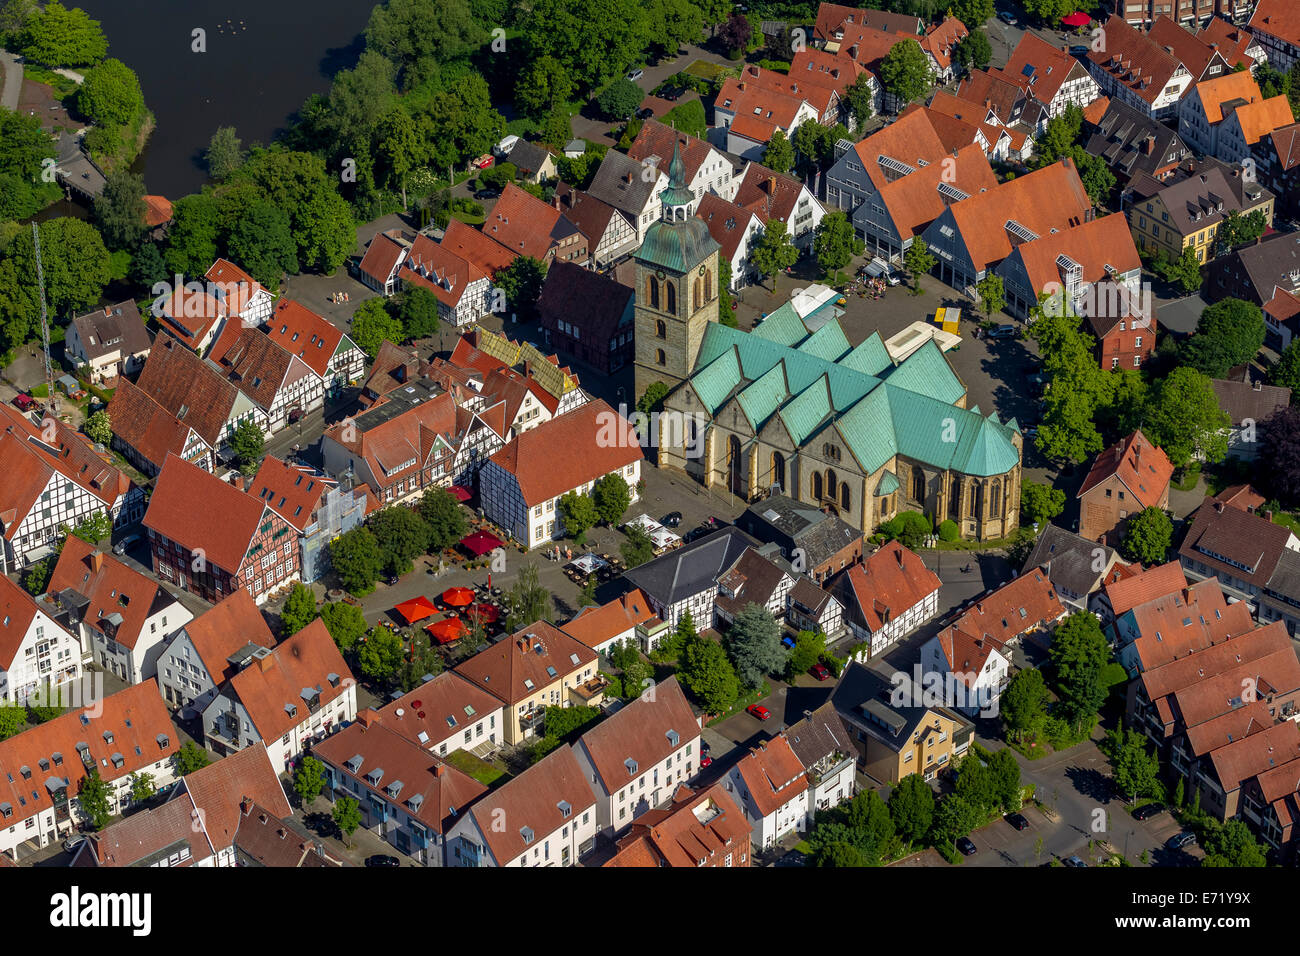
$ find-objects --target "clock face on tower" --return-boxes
[656,270,666,280]
[698,265,706,276]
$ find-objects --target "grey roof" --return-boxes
[506,140,553,177]
[788,575,835,616]
[714,547,791,617]
[1210,378,1291,426]
[1220,232,1300,304]
[1023,524,1117,599]
[1085,99,1187,181]
[785,702,853,769]
[1264,547,1300,602]
[70,301,151,363]
[737,494,863,570]
[830,662,969,750]
[586,150,661,217]
[1145,160,1273,236]
[623,527,758,607]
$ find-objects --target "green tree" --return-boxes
[1049,612,1111,727]
[0,108,62,220]
[417,487,468,552]
[620,523,656,568]
[595,78,644,120]
[319,601,367,651]
[76,58,144,128]
[280,582,318,636]
[332,796,362,846]
[953,29,992,71]
[350,298,405,356]
[230,419,265,476]
[1019,480,1065,527]
[0,0,37,37]
[1121,507,1173,565]
[951,0,995,28]
[1026,302,1116,463]
[1214,209,1268,256]
[375,106,420,207]
[1106,725,1160,802]
[526,0,650,92]
[293,755,327,804]
[1144,366,1230,467]
[888,773,935,845]
[636,381,669,415]
[976,273,1005,319]
[495,256,548,322]
[363,0,484,90]
[83,409,112,446]
[505,563,553,630]
[0,706,23,740]
[231,148,356,272]
[62,511,112,546]
[77,767,112,830]
[678,633,740,712]
[22,557,52,596]
[206,126,245,181]
[663,98,707,139]
[541,704,602,741]
[558,491,599,544]
[163,192,221,278]
[368,506,431,576]
[515,55,574,119]
[904,239,934,294]
[724,602,784,688]
[592,473,631,526]
[1270,337,1300,395]
[1153,245,1203,295]
[20,0,107,67]
[1192,298,1265,372]
[987,747,1022,811]
[175,741,212,775]
[330,526,385,595]
[762,129,794,174]
[129,239,168,289]
[879,39,933,109]
[0,218,110,353]
[749,220,798,287]
[128,771,156,803]
[359,627,405,682]
[813,210,862,278]
[786,629,825,677]
[718,259,737,326]
[954,753,998,812]
[228,200,298,287]
[929,793,982,848]
[1022,0,1078,24]
[1001,667,1048,742]
[92,170,147,251]
[844,71,875,129]
[1201,818,1267,867]
[880,511,930,549]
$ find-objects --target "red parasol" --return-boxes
[448,485,472,502]
[468,603,500,623]
[393,596,437,625]
[426,617,470,644]
[460,529,504,556]
[1061,11,1091,26]
[441,586,475,607]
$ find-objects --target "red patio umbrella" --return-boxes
[426,617,470,644]
[1061,11,1091,26]
[460,529,504,557]
[441,586,475,607]
[468,603,500,624]
[393,596,437,625]
[447,485,472,503]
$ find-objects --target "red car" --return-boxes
[810,663,832,681]
[746,704,771,721]
[700,755,713,769]
[12,393,33,411]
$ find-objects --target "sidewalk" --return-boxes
[0,49,20,112]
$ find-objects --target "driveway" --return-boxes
[0,48,20,112]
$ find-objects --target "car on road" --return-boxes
[1062,854,1088,867]
[987,324,1018,339]
[113,534,140,556]
[12,393,34,411]
[626,68,644,81]
[660,511,682,528]
[365,854,401,867]
[1166,831,1197,850]
[956,837,977,856]
[998,11,1017,24]
[1005,812,1030,831]
[700,755,713,769]
[810,663,832,681]
[635,107,655,120]
[746,704,771,721]
[684,525,712,543]
[473,188,499,200]
[1131,802,1165,821]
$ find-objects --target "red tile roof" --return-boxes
[144,453,272,573]
[1196,16,1263,71]
[874,141,997,240]
[181,743,293,854]
[441,218,517,277]
[732,163,808,227]
[358,230,408,288]
[1087,15,1186,106]
[850,108,951,193]
[1207,718,1300,793]
[486,399,642,506]
[266,298,348,378]
[205,259,268,320]
[135,336,239,447]
[842,541,941,631]
[628,120,720,185]
[323,387,458,494]
[248,457,334,532]
[142,195,172,227]
[454,621,596,706]
[106,377,195,469]
[920,16,968,71]
[732,734,808,817]
[484,183,583,260]
[604,783,751,867]
[1105,560,1189,619]
[0,574,48,668]
[953,567,1067,646]
[400,233,482,309]
[1010,212,1142,305]
[225,619,353,744]
[1147,15,1226,83]
[577,676,698,790]
[789,47,871,98]
[1077,429,1174,510]
[1128,578,1255,671]
[178,589,275,686]
[1248,0,1300,47]
[695,193,764,262]
[154,286,226,350]
[46,537,172,652]
[561,589,658,652]
[0,405,135,515]
[377,671,505,752]
[931,621,1006,686]
[1140,619,1292,711]
[210,327,297,411]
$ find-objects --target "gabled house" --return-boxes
[65,301,151,384]
[945,567,1069,654]
[1205,231,1300,346]
[206,259,274,327]
[627,120,738,205]
[622,527,758,628]
[919,621,1011,715]
[586,150,670,244]
[1178,70,1294,164]
[134,335,259,452]
[504,140,557,184]
[1248,0,1300,72]
[1083,97,1190,185]
[832,540,941,656]
[143,453,302,605]
[155,588,275,711]
[732,161,826,249]
[736,493,863,584]
[152,284,228,355]
[398,232,498,327]
[695,192,766,290]
[537,261,636,375]
[208,326,324,434]
[316,711,488,866]
[1022,523,1125,612]
[0,681,178,860]
[107,378,214,477]
[265,298,365,400]
[1000,32,1101,129]
[0,574,83,704]
[1113,575,1255,677]
[603,783,751,867]
[378,671,505,757]
[357,228,412,296]
[1085,15,1196,119]
[714,64,836,160]
[0,405,145,571]
[452,622,600,745]
[552,184,638,267]
[789,47,879,128]
[572,676,701,833]
[483,183,589,266]
[247,456,368,582]
[712,545,796,627]
[785,702,856,818]
[1252,122,1300,222]
[447,745,597,866]
[202,618,357,771]
[1210,377,1290,459]
[1077,429,1174,544]
[560,589,663,657]
[725,733,810,848]
[43,536,192,684]
[480,400,643,549]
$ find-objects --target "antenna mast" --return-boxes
[30,222,56,416]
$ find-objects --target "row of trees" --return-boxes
[556,474,632,545]
[329,487,470,595]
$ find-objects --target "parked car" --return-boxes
[988,324,1018,339]
[998,11,1017,24]
[1062,854,1088,867]
[472,153,494,169]
[810,663,832,681]
[781,635,797,649]
[700,740,710,755]
[62,837,84,853]
[700,755,713,769]
[660,511,682,528]
[1005,812,1030,831]
[287,406,304,424]
[635,106,654,120]
[1166,831,1197,850]
[1132,802,1165,821]
[956,837,978,856]
[746,704,771,721]
[113,534,140,556]
[12,393,33,411]
[365,854,401,867]
[473,188,499,200]
[626,68,644,81]
[1069,44,1090,56]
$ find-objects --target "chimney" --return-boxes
[1254,380,1263,391]
[1266,509,1274,521]
[356,708,381,727]
[258,651,275,672]
[1144,135,1155,155]
[433,763,445,777]
[240,797,253,816]
[89,551,104,574]
[1215,500,1225,514]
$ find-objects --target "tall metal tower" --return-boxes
[30,222,56,415]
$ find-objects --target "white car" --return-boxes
[626,68,644,82]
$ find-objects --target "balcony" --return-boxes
[808,753,856,787]
[519,710,545,733]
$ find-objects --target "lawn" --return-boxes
[682,60,731,81]
[444,749,510,789]
[706,679,772,727]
